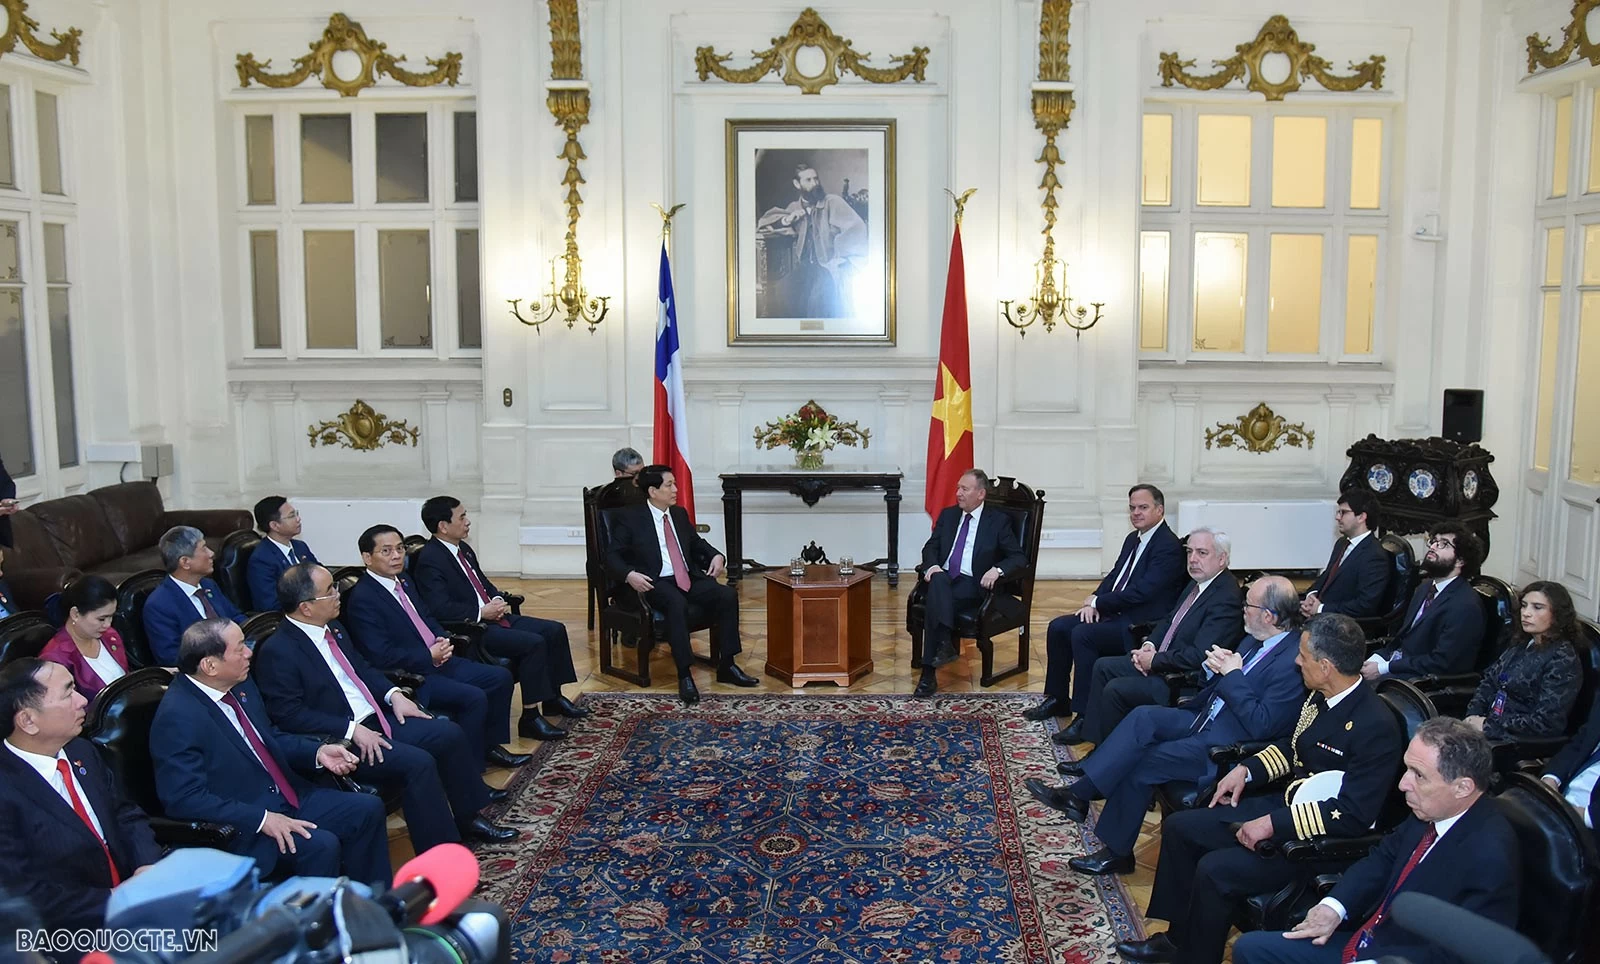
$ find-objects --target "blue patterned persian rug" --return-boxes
[475,693,1143,963]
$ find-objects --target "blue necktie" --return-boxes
[946,513,973,577]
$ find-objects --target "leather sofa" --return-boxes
[3,482,251,610]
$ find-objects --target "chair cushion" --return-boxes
[4,510,65,570]
[92,483,169,556]
[28,495,122,569]
[87,548,166,585]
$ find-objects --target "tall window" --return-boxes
[1139,105,1390,361]
[0,76,79,481]
[235,102,481,358]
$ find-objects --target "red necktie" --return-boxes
[324,629,391,738]
[1342,825,1437,962]
[220,691,301,809]
[662,514,692,591]
[457,549,510,627]
[1323,537,1350,587]
[56,758,121,886]
[196,587,219,619]
[1156,583,1201,652]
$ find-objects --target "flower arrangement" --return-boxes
[753,400,871,469]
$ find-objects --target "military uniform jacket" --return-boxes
[1242,680,1404,842]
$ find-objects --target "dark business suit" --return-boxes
[343,572,512,764]
[1146,681,1405,964]
[0,455,14,547]
[246,538,319,613]
[1307,533,1390,619]
[1231,798,1520,964]
[1077,630,1307,857]
[150,675,389,885]
[413,537,577,704]
[603,503,742,672]
[0,738,162,931]
[142,576,245,666]
[1080,574,1244,742]
[1381,576,1483,679]
[1045,523,1187,711]
[252,618,489,852]
[917,503,1028,662]
[1545,691,1600,828]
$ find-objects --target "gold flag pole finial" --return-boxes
[652,202,686,239]
[945,188,976,225]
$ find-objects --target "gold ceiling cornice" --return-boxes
[1527,0,1600,74]
[1158,15,1385,101]
[694,8,928,95]
[236,13,462,97]
[0,0,83,66]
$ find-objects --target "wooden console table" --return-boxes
[764,566,875,686]
[719,464,904,587]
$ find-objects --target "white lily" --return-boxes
[804,426,838,450]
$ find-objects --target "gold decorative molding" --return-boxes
[0,0,83,66]
[1158,15,1385,102]
[694,8,929,95]
[1204,403,1315,454]
[307,401,419,451]
[1527,0,1600,74]
[236,13,462,97]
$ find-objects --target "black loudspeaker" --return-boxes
[1442,389,1484,443]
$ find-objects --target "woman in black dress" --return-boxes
[1464,580,1583,741]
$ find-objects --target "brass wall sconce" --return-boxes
[507,245,610,334]
[1000,243,1103,337]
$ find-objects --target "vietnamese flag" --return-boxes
[925,226,974,521]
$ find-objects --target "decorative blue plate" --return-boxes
[1367,463,1394,493]
[1408,468,1438,499]
[1462,470,1479,501]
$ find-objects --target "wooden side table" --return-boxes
[763,566,874,686]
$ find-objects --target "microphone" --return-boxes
[1388,892,1548,964]
[379,843,480,926]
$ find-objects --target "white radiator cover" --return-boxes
[1177,500,1337,571]
[293,499,428,567]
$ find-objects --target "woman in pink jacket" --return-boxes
[40,574,129,703]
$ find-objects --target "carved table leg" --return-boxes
[723,482,744,582]
[885,483,901,588]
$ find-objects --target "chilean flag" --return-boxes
[653,242,695,522]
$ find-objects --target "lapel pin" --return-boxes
[1345,721,1353,730]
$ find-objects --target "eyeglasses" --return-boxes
[308,591,340,602]
[1427,538,1456,549]
[1242,602,1267,611]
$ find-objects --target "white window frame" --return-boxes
[1139,103,1393,364]
[231,97,481,362]
[0,65,85,494]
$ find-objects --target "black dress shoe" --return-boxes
[913,672,938,698]
[1021,697,1062,722]
[678,675,700,705]
[485,787,509,803]
[1115,934,1177,962]
[461,816,518,843]
[716,663,760,686]
[1057,758,1087,777]
[486,746,532,768]
[1023,777,1089,823]
[925,643,959,668]
[518,713,568,741]
[1060,719,1088,743]
[1069,846,1135,876]
[542,695,591,718]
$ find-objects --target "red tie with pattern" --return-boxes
[220,691,301,809]
[56,758,121,886]
[324,629,391,738]
[662,515,692,591]
[1323,537,1350,587]
[457,550,511,627]
[1341,825,1437,962]
[196,587,219,619]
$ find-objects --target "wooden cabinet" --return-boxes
[763,567,874,686]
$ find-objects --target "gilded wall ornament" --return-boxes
[307,401,419,451]
[0,0,82,66]
[1158,15,1385,102]
[1205,403,1315,453]
[694,8,929,95]
[236,13,462,97]
[1527,0,1600,74]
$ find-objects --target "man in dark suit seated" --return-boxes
[1300,490,1390,621]
[1542,691,1600,831]
[143,525,246,666]
[253,563,517,847]
[597,447,647,507]
[0,546,18,618]
[1362,521,1484,681]
[0,658,161,932]
[1057,527,1243,745]
[150,618,390,886]
[1116,611,1405,964]
[913,468,1028,698]
[414,495,584,740]
[1025,484,1187,723]
[1024,578,1307,877]
[1231,718,1518,964]
[344,525,530,768]
[603,465,759,705]
[247,495,319,613]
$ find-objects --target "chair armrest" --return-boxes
[384,669,427,691]
[150,816,241,849]
[4,566,80,610]
[162,509,254,537]
[1281,833,1386,863]
[1490,737,1568,773]
[443,621,486,642]
[990,565,1029,592]
[1312,874,1343,898]
[502,592,525,615]
[1209,740,1272,765]
[1160,670,1202,703]
[1407,671,1481,692]
[1128,623,1154,644]
[1365,637,1395,657]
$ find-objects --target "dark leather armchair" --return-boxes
[0,611,55,666]
[1353,534,1418,640]
[400,535,512,669]
[905,477,1045,687]
[112,569,170,669]
[331,569,429,692]
[1493,772,1600,964]
[213,528,261,613]
[84,667,239,851]
[241,610,284,647]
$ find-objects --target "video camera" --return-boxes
[93,844,508,964]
